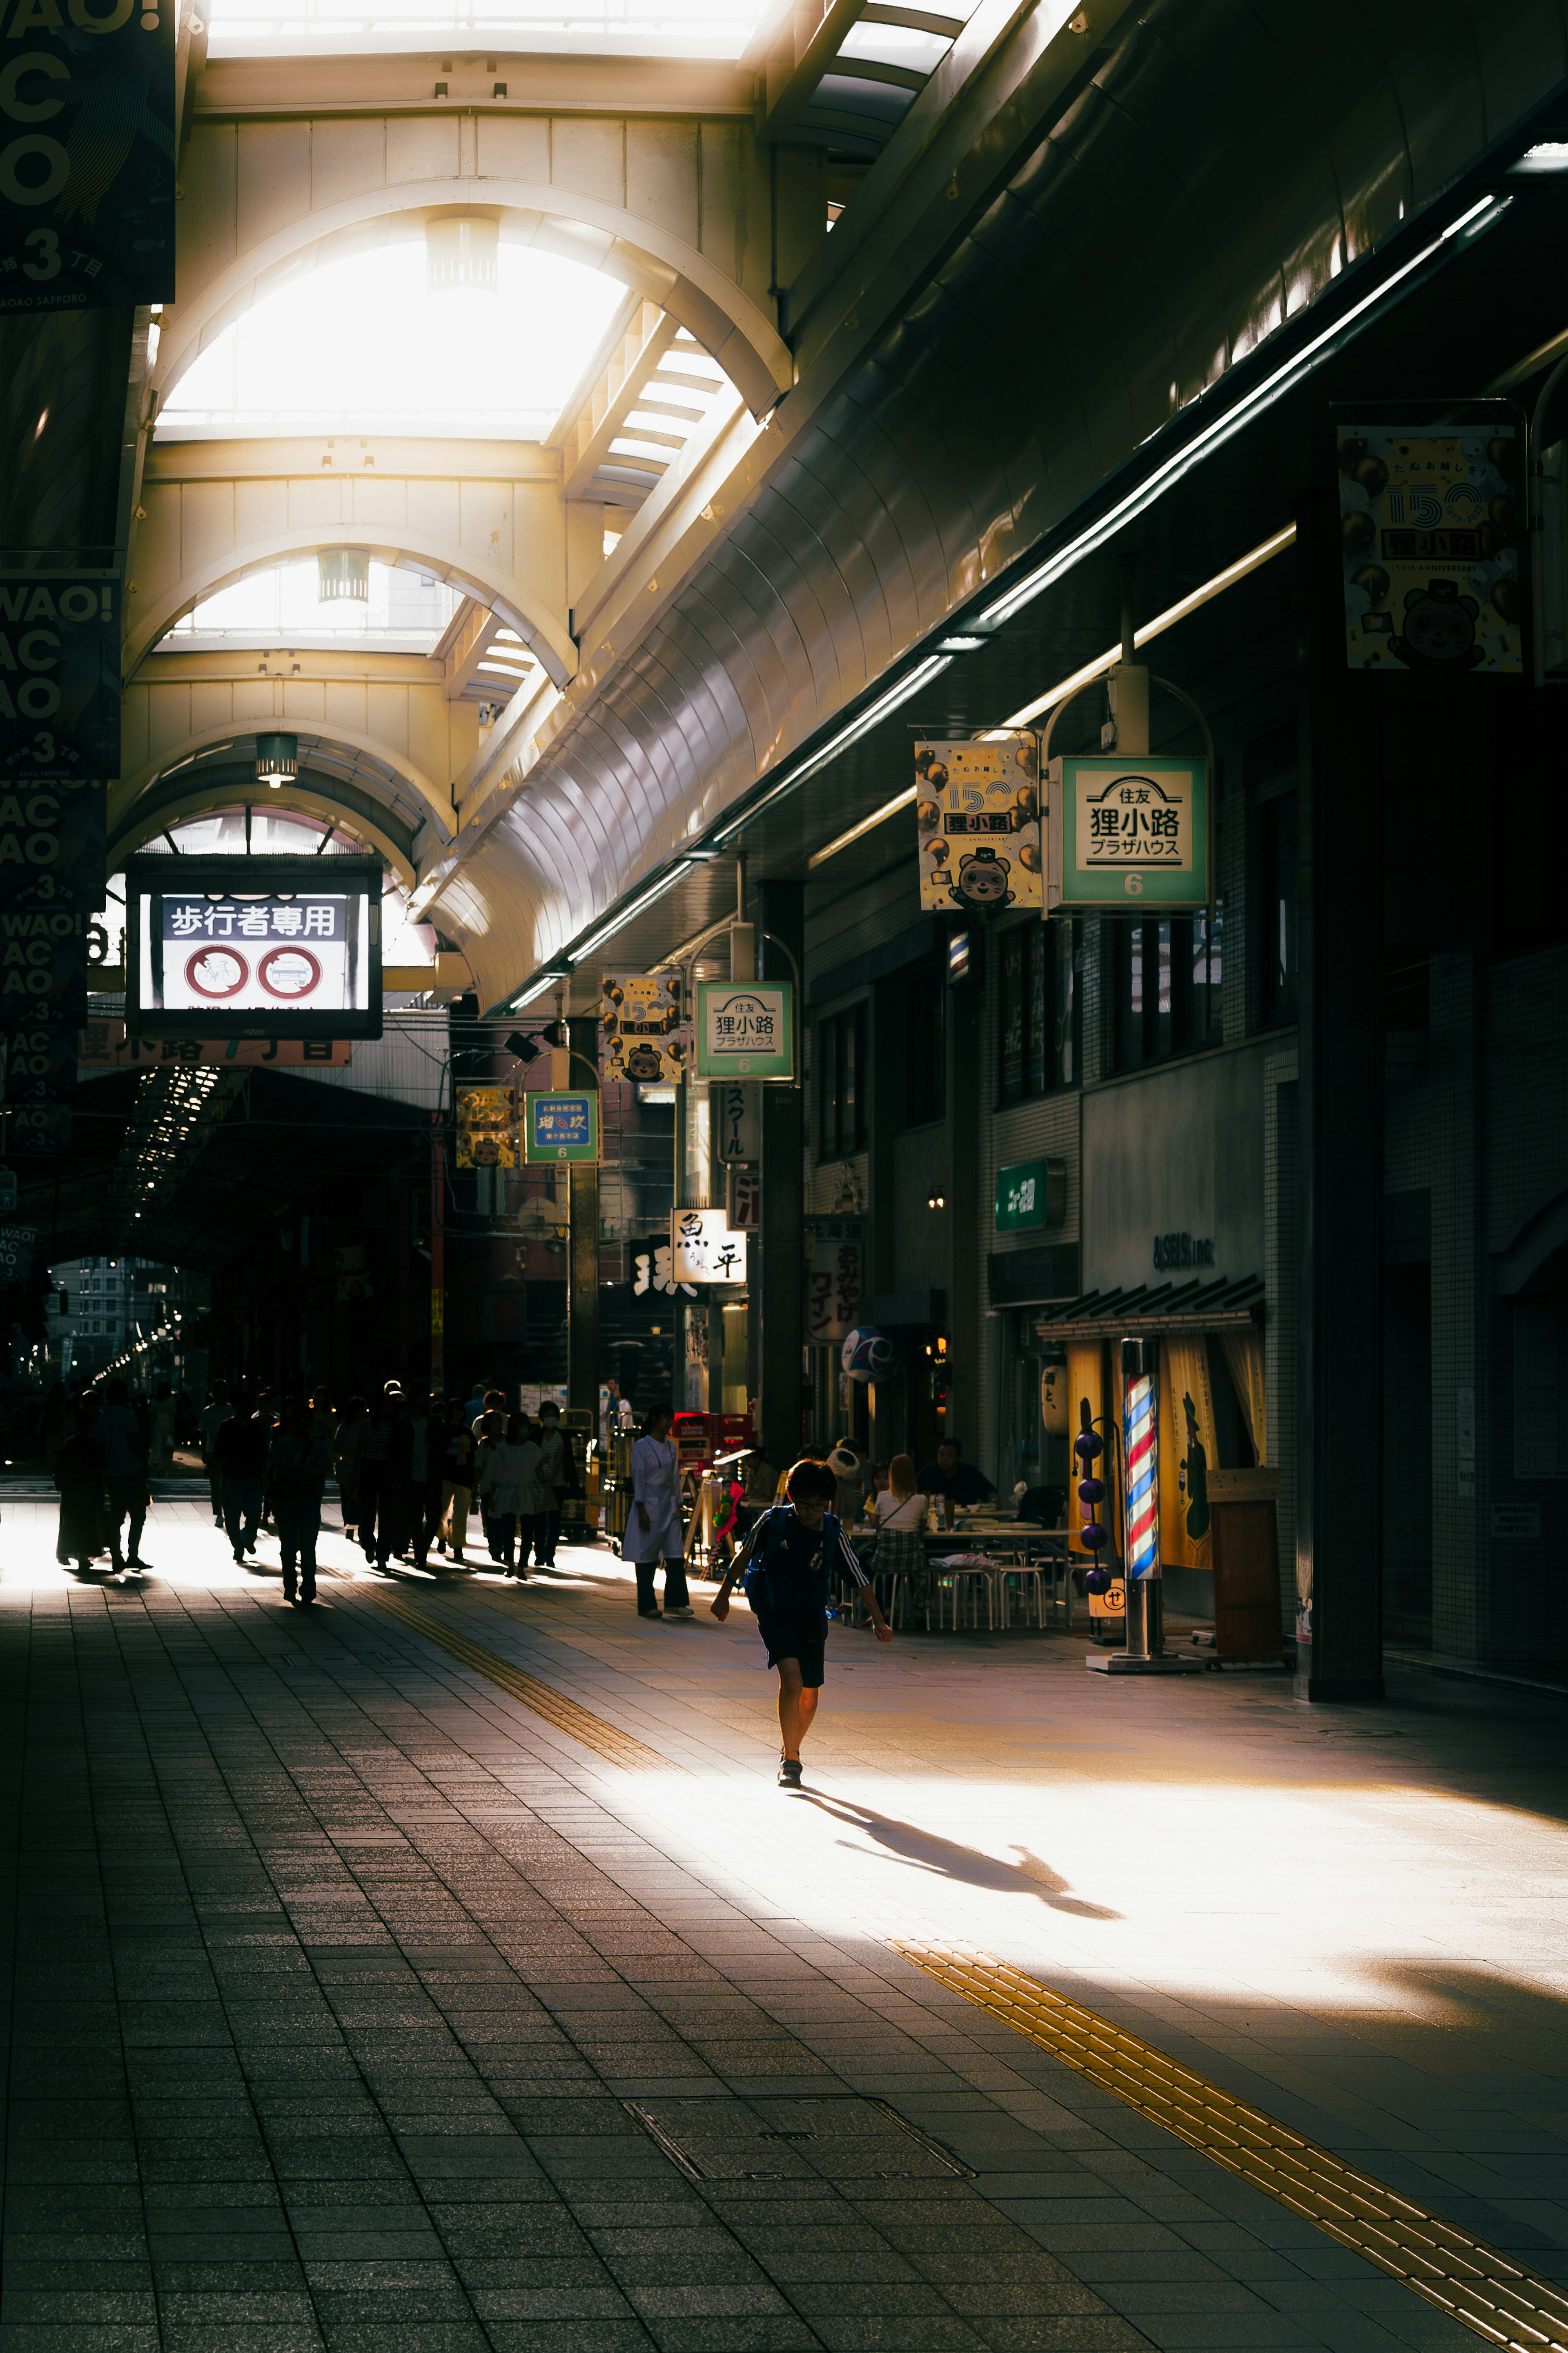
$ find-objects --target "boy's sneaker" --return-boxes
[664,1605,695,1619]
[777,1758,803,1788]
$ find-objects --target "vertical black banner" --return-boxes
[0,0,176,313]
[0,573,116,1150]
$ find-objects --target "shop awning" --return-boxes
[1028,1276,1264,1340]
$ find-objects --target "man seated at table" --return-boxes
[916,1437,997,1531]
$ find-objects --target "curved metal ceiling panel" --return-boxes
[433,0,1562,1010]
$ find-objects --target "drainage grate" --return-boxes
[623,2094,975,2185]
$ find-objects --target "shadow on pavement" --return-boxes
[796,1789,1120,1918]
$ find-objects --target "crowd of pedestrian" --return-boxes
[48,1372,588,1604]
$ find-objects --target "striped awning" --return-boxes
[1028,1276,1264,1340]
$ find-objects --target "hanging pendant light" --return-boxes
[256,732,298,788]
[426,211,499,292]
[318,548,369,602]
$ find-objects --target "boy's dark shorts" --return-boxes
[753,1605,827,1688]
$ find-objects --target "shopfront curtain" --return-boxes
[1221,1327,1268,1465]
[1067,1342,1118,1556]
[1158,1335,1215,1572]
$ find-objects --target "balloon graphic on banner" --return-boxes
[841,1326,898,1384]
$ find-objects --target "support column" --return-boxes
[567,1014,600,1420]
[758,879,805,1470]
[1298,505,1383,1702]
[429,1117,445,1396]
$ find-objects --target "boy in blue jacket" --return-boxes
[711,1457,893,1785]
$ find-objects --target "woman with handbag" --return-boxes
[870,1452,930,1626]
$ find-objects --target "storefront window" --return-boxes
[818,1003,866,1160]
[1112,915,1223,1071]
[905,962,945,1125]
[998,920,1079,1104]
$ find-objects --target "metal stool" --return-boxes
[935,1560,998,1632]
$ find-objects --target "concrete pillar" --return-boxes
[1428,951,1482,1660]
[758,879,804,1469]
[1297,511,1384,1702]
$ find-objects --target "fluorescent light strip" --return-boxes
[809,785,915,870]
[510,973,560,1009]
[571,860,695,963]
[999,521,1298,728]
[808,524,1298,870]
[712,654,952,849]
[977,196,1506,632]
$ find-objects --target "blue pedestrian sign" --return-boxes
[523,1091,599,1163]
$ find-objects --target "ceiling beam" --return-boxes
[758,0,864,144]
[561,302,682,503]
[435,598,505,700]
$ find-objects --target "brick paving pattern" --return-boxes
[2,1497,1564,2352]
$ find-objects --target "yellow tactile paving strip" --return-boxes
[894,1939,1568,2353]
[359,1584,668,1772]
[342,1588,1568,2353]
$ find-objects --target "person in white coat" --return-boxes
[628,1403,693,1619]
[477,1414,549,1577]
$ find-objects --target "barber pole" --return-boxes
[1087,1339,1199,1674]
[1121,1340,1159,1584]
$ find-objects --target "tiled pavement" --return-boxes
[2,1493,1566,2352]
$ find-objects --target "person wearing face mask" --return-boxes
[710,1458,892,1787]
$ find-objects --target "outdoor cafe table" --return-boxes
[847,1523,1075,1630]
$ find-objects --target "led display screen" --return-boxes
[125,855,384,1039]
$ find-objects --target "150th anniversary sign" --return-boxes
[0,0,176,312]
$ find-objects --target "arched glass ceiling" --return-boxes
[159,242,628,439]
[154,560,462,651]
[209,0,782,59]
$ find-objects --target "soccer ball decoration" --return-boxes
[841,1325,898,1383]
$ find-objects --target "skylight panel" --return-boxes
[159,239,626,440]
[206,0,784,60]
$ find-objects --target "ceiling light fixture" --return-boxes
[318,548,369,602]
[807,522,1298,870]
[998,521,1299,729]
[572,861,698,961]
[976,193,1508,633]
[711,653,952,850]
[255,732,298,787]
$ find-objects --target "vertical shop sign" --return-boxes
[0,12,176,312]
[1335,410,1524,674]
[711,1078,760,1163]
[915,735,1042,914]
[804,1215,860,1343]
[726,1163,761,1231]
[599,969,687,1085]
